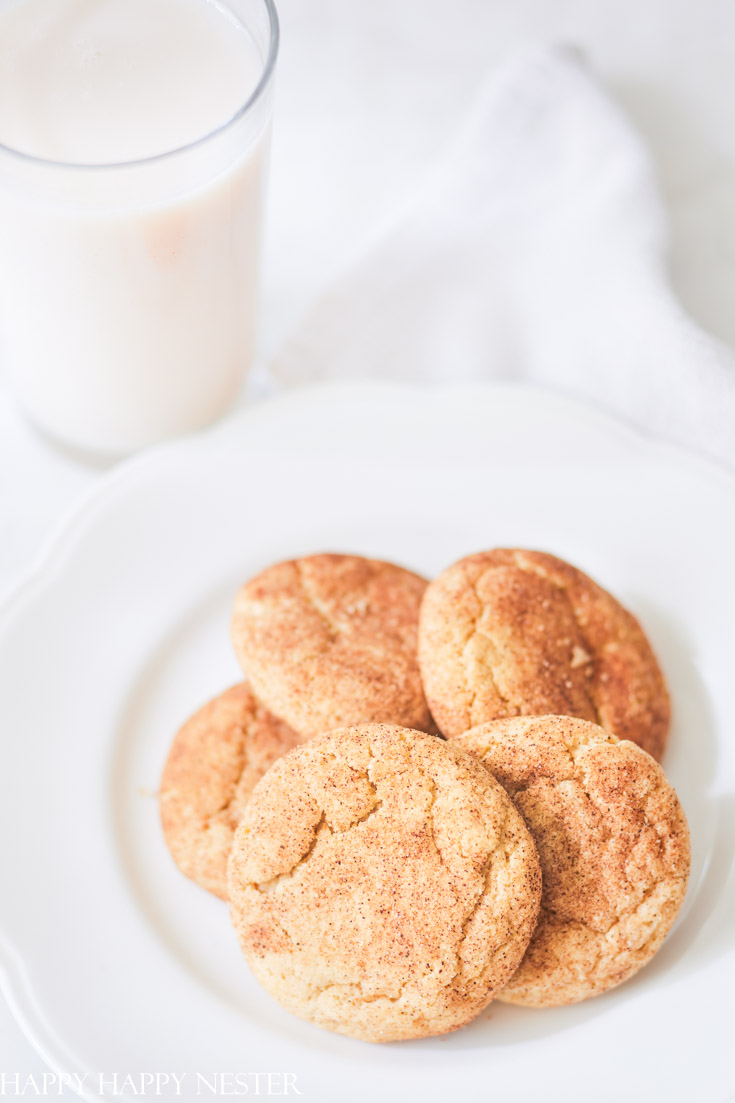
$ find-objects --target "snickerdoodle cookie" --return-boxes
[227,724,542,1042]
[160,683,303,900]
[419,549,670,759]
[231,554,432,738]
[456,715,689,1006]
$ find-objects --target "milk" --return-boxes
[0,0,277,454]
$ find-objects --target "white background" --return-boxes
[2,0,735,1083]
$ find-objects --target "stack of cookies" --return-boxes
[160,551,690,1042]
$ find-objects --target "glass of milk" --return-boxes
[0,0,278,455]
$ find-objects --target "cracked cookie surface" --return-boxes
[227,724,542,1041]
[160,683,303,900]
[418,549,670,759]
[456,715,690,1006]
[231,554,432,738]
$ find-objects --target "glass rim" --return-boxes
[0,0,279,173]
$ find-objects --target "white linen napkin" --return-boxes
[269,44,735,469]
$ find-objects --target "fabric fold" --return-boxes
[269,44,735,468]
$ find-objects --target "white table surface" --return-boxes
[2,0,735,1086]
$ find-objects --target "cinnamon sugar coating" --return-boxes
[227,724,542,1041]
[160,683,303,900]
[418,549,670,759]
[231,554,432,738]
[457,715,690,1006]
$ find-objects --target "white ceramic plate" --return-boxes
[0,383,733,1103]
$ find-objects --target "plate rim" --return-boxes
[3,379,735,631]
